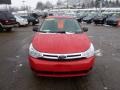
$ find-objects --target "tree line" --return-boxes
[82,0,120,8]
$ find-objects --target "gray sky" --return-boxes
[11,0,58,8]
[10,0,120,9]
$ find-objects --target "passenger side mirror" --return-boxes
[82,27,88,32]
[33,26,39,32]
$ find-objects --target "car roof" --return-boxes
[47,16,73,19]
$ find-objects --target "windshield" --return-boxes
[21,16,28,18]
[40,18,82,33]
[15,15,23,19]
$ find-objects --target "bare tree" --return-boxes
[44,1,53,9]
[36,2,45,10]
[81,3,85,9]
[90,0,95,8]
[116,0,120,7]
[57,0,63,6]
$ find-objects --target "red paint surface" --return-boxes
[29,56,95,77]
[32,33,91,54]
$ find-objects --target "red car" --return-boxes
[29,16,95,77]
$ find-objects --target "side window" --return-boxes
[64,19,80,31]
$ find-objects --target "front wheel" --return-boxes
[32,23,36,26]
[6,28,12,32]
[28,22,33,25]
[17,22,21,27]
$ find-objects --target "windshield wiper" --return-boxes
[56,31,66,33]
[39,31,48,33]
[39,30,82,34]
[74,31,82,34]
[50,31,66,34]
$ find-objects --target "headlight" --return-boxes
[25,19,28,22]
[36,19,38,21]
[82,43,95,58]
[29,44,43,58]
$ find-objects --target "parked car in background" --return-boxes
[29,16,95,77]
[93,13,113,25]
[76,12,88,23]
[42,12,48,19]
[106,13,120,26]
[21,15,39,25]
[14,15,28,27]
[83,13,97,24]
[65,12,77,18]
[0,11,17,32]
[30,13,40,19]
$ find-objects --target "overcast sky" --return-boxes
[11,0,58,8]
[9,0,120,9]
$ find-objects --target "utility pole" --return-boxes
[79,0,81,7]
[22,0,26,10]
[100,0,103,13]
[67,0,68,8]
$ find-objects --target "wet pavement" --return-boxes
[0,23,120,90]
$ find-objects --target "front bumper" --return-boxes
[3,24,15,28]
[83,19,92,23]
[94,20,104,24]
[20,22,28,25]
[29,56,95,77]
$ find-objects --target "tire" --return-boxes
[90,20,93,24]
[87,21,91,24]
[29,22,33,25]
[94,22,97,25]
[17,22,21,27]
[6,28,12,32]
[0,25,3,32]
[32,23,36,26]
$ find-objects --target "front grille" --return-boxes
[37,52,87,61]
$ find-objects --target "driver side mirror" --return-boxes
[33,26,39,32]
[82,27,88,32]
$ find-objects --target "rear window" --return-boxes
[22,16,35,19]
[40,18,82,33]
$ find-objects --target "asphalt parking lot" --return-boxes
[0,23,120,90]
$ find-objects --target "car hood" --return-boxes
[32,33,91,54]
[83,17,92,20]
